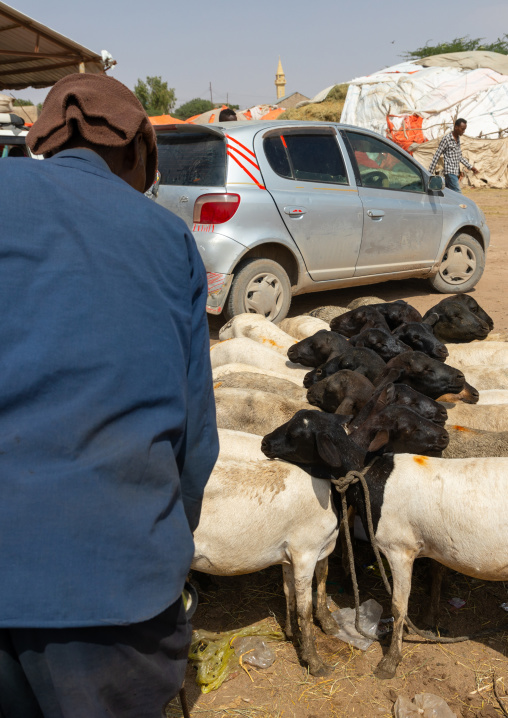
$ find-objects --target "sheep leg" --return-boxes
[375,550,415,680]
[282,563,300,641]
[314,557,338,635]
[423,561,447,628]
[293,555,332,677]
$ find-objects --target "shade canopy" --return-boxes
[0,1,111,90]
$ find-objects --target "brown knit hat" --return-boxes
[27,73,157,192]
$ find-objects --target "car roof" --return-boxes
[154,120,429,172]
[155,119,395,143]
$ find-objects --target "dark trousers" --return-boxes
[0,598,190,718]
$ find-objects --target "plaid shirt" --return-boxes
[429,132,473,175]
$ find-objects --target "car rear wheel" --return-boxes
[224,258,292,323]
[429,234,485,293]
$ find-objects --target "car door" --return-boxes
[255,126,363,281]
[342,130,443,277]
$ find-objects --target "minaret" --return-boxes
[275,57,286,100]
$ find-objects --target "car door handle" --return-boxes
[367,209,385,219]
[284,206,307,217]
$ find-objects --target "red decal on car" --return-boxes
[225,134,257,158]
[226,151,266,190]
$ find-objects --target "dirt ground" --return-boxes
[172,189,508,718]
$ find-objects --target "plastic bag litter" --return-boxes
[188,624,284,693]
[330,598,383,650]
[233,636,276,668]
[394,693,458,717]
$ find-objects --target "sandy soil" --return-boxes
[174,189,508,718]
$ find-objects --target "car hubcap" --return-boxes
[439,244,476,285]
[244,272,284,320]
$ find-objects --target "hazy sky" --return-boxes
[9,0,508,110]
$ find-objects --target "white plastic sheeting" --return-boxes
[341,58,508,141]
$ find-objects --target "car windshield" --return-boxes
[156,131,226,186]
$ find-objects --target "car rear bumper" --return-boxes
[206,272,233,315]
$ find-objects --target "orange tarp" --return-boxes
[149,114,185,125]
[260,108,285,120]
[386,114,427,153]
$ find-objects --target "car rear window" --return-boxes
[156,131,226,186]
[263,129,348,185]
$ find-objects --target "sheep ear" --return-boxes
[316,433,344,468]
[376,368,402,387]
[333,413,354,425]
[424,312,439,327]
[368,429,390,452]
[336,397,355,415]
[377,382,395,406]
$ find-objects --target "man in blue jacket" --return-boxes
[0,73,218,717]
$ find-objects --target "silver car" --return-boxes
[154,120,489,322]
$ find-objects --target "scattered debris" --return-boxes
[330,598,383,650]
[188,623,284,693]
[233,636,276,668]
[394,692,458,717]
[448,597,466,609]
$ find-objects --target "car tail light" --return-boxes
[193,193,240,224]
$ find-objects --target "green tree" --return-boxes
[173,98,214,120]
[13,98,33,106]
[402,34,508,60]
[134,76,176,116]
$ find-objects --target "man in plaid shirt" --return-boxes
[429,118,479,193]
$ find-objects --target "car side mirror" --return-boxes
[428,175,444,191]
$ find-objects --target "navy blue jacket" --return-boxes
[0,149,218,627]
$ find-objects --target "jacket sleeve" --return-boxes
[178,232,219,533]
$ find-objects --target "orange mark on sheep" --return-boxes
[262,338,283,350]
[210,338,233,350]
[413,456,429,466]
[214,382,222,389]
[452,425,471,432]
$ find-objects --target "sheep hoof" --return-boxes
[374,657,398,680]
[317,611,339,636]
[308,659,333,677]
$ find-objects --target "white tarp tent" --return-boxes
[341,51,508,142]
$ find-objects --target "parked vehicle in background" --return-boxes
[0,112,30,157]
[154,121,490,323]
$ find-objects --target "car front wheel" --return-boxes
[429,234,485,293]
[224,258,292,323]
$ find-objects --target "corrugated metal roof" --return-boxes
[0,2,111,90]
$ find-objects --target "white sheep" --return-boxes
[279,315,330,340]
[191,455,339,676]
[461,365,508,390]
[477,390,508,405]
[218,314,296,357]
[368,453,508,678]
[215,387,319,435]
[443,403,508,432]
[445,341,508,368]
[210,338,308,384]
[212,363,303,386]
[214,371,308,403]
[218,428,265,460]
